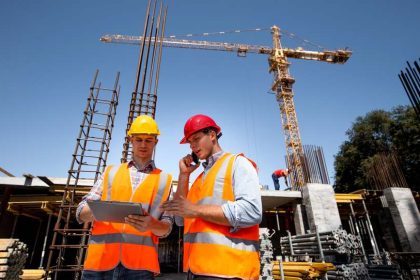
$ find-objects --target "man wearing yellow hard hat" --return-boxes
[76,115,173,280]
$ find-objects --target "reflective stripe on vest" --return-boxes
[90,233,157,248]
[106,165,119,201]
[184,153,260,280]
[184,232,259,252]
[149,172,171,219]
[84,163,172,272]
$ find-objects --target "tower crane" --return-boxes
[100,26,352,190]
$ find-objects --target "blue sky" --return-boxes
[1,0,418,189]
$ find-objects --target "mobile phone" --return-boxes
[191,152,199,164]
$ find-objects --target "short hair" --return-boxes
[202,127,222,139]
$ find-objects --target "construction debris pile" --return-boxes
[280,229,364,260]
[272,261,335,280]
[259,228,274,280]
[0,239,28,280]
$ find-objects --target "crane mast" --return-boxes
[101,26,352,190]
[269,26,305,189]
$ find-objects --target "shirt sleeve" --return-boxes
[157,182,175,238]
[221,156,262,232]
[75,173,104,224]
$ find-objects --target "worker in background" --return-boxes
[272,168,289,190]
[161,114,262,280]
[76,115,173,280]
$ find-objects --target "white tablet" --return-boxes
[87,200,144,223]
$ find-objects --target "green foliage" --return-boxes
[334,106,420,192]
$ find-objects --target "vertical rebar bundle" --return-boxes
[398,58,420,117]
[45,70,120,280]
[366,152,409,190]
[301,145,330,185]
[121,0,167,162]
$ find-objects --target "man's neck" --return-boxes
[209,144,222,158]
[132,157,153,169]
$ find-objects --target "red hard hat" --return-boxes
[180,114,221,144]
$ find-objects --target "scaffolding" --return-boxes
[44,70,120,280]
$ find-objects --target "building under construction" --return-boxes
[1,1,419,280]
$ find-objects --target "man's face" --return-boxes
[130,134,158,160]
[187,130,216,160]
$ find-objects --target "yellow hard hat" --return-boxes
[128,115,160,136]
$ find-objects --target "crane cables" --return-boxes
[281,29,325,50]
[165,26,326,50]
[166,27,270,38]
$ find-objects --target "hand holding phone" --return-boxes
[191,152,199,164]
[180,153,200,175]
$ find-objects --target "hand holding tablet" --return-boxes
[87,200,144,223]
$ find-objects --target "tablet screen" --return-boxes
[87,200,144,223]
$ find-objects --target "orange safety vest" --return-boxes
[84,163,172,272]
[184,153,260,280]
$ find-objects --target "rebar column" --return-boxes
[121,0,167,162]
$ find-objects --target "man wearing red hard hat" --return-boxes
[162,114,262,280]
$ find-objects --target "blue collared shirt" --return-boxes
[179,151,262,232]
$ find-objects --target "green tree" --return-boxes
[334,106,419,192]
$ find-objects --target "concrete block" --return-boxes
[293,203,306,235]
[383,188,420,252]
[302,183,342,233]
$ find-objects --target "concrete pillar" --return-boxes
[293,203,306,235]
[383,188,420,252]
[302,183,342,233]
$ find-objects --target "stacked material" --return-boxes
[367,264,403,280]
[272,261,335,280]
[0,239,28,280]
[19,269,45,280]
[326,263,369,280]
[259,228,274,280]
[280,229,363,259]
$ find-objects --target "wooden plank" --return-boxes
[0,253,10,258]
[19,269,45,280]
